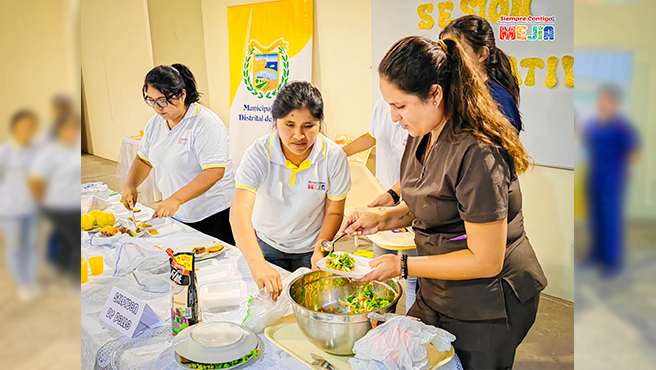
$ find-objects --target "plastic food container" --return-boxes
[81,182,109,199]
[200,281,248,309]
[133,259,170,292]
[196,261,234,285]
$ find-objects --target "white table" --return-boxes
[81,194,307,370]
[81,192,459,370]
[116,137,162,204]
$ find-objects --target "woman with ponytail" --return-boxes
[369,15,522,208]
[121,64,236,244]
[341,36,547,369]
[441,14,523,132]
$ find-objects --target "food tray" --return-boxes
[264,315,455,370]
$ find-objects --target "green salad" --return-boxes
[341,285,390,314]
[325,252,356,272]
[183,349,259,369]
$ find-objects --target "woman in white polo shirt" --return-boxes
[231,81,351,299]
[121,64,236,244]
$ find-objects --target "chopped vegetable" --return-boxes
[340,284,390,314]
[185,349,259,369]
[325,252,356,272]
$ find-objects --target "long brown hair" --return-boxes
[441,15,521,107]
[378,36,530,174]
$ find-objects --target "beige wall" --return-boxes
[147,0,212,110]
[520,166,574,301]
[81,0,154,160]
[0,0,77,140]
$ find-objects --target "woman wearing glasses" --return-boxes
[121,64,236,244]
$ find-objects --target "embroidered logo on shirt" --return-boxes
[178,138,189,145]
[308,181,326,191]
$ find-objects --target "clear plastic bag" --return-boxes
[348,315,456,370]
[241,267,310,333]
[82,194,110,214]
[241,287,290,334]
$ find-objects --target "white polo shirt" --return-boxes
[235,132,351,253]
[369,98,408,189]
[0,141,37,217]
[138,103,235,223]
[31,140,81,210]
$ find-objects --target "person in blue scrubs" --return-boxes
[584,84,640,277]
[440,15,522,132]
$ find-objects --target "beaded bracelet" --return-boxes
[401,254,408,279]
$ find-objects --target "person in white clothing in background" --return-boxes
[341,97,417,312]
[29,114,81,287]
[342,97,407,192]
[121,64,236,244]
[0,111,40,300]
[231,81,351,300]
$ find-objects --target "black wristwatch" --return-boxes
[387,188,400,204]
[401,254,408,279]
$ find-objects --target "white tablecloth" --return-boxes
[81,193,460,370]
[81,194,306,370]
[116,137,162,204]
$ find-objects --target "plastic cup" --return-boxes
[81,254,89,284]
[88,250,104,276]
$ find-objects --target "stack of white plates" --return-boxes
[173,322,261,368]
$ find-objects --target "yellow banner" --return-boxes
[228,0,313,106]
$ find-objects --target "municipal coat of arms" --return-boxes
[242,39,290,99]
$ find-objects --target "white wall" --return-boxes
[148,0,213,110]
[81,0,154,160]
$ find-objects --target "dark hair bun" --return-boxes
[143,64,201,106]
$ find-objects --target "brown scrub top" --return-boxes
[400,128,548,321]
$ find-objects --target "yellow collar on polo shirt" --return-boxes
[184,102,199,120]
[268,132,327,188]
[285,159,312,188]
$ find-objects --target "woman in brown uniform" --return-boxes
[341,36,547,370]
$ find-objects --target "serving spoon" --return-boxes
[320,233,347,257]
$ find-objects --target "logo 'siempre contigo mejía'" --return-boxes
[498,15,556,41]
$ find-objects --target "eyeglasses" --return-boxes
[144,97,171,108]
[145,94,181,108]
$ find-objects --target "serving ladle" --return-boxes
[320,233,347,257]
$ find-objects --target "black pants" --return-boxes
[182,208,235,245]
[258,237,313,271]
[407,280,539,370]
[45,209,80,280]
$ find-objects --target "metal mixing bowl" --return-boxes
[287,270,402,355]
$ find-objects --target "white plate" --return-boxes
[173,321,259,365]
[316,252,376,279]
[174,240,227,261]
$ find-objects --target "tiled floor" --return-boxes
[574,224,656,369]
[80,154,575,369]
[0,221,80,368]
